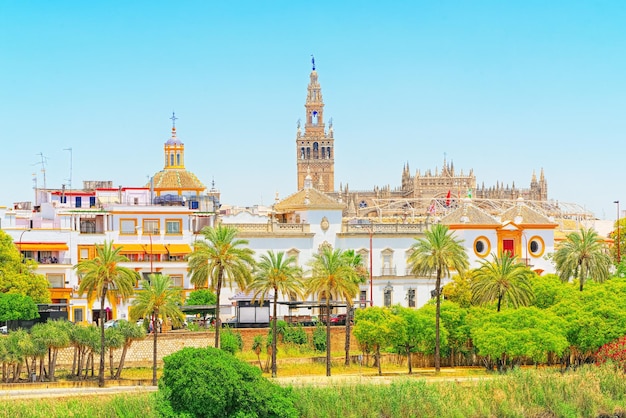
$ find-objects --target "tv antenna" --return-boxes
[63,148,73,191]
[33,153,49,191]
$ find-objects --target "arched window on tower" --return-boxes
[326,147,331,159]
[313,142,319,159]
[300,147,305,159]
[306,147,310,159]
[321,147,326,159]
[177,153,181,166]
[170,154,174,166]
[312,110,318,125]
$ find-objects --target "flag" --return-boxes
[445,190,451,207]
[428,202,436,215]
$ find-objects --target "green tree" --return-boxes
[185,289,217,306]
[0,230,50,303]
[112,319,146,379]
[130,274,184,385]
[471,253,535,312]
[105,327,124,378]
[30,320,71,381]
[306,247,360,377]
[248,250,303,378]
[553,227,611,291]
[187,224,255,349]
[470,307,569,370]
[407,223,469,372]
[391,305,440,374]
[340,249,368,366]
[0,293,39,323]
[530,273,576,309]
[437,301,470,367]
[442,273,473,308]
[74,240,138,387]
[353,306,401,376]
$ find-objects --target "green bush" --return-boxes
[157,347,298,418]
[283,324,308,346]
[312,324,326,352]
[220,327,243,354]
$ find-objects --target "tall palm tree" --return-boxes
[407,223,468,372]
[248,250,304,378]
[130,274,184,385]
[340,249,368,366]
[553,227,611,291]
[306,246,360,377]
[74,240,138,387]
[471,252,535,311]
[187,224,255,348]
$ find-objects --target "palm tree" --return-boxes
[248,250,303,378]
[74,240,138,387]
[407,223,469,372]
[130,274,184,385]
[553,227,611,291]
[187,224,255,349]
[340,249,368,366]
[306,246,360,377]
[471,253,535,311]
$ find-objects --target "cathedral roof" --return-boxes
[149,169,206,191]
[274,187,345,212]
[440,200,501,226]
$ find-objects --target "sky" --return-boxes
[1,1,625,220]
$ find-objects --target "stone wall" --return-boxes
[55,326,356,368]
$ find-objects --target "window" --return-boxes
[528,235,545,257]
[143,219,159,234]
[47,273,65,288]
[473,236,491,258]
[407,288,416,308]
[170,275,183,288]
[502,239,515,257]
[287,248,300,266]
[75,196,82,208]
[360,290,368,308]
[89,196,96,207]
[73,307,84,323]
[165,219,182,235]
[120,219,137,235]
[383,284,393,307]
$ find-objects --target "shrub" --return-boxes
[220,327,243,354]
[595,336,626,371]
[283,324,308,346]
[312,324,326,352]
[157,347,298,418]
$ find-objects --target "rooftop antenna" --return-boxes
[33,153,49,191]
[63,147,72,192]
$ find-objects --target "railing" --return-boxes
[343,223,425,234]
[224,223,311,234]
[380,267,397,276]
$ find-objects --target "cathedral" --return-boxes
[295,59,548,219]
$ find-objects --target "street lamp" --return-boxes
[615,201,621,264]
[18,229,31,273]
[368,227,373,307]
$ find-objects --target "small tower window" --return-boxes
[177,153,181,166]
[170,154,174,166]
[312,110,318,125]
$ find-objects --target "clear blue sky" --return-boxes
[1,1,625,220]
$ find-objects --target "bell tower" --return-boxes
[296,56,334,192]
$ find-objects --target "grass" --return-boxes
[4,365,626,418]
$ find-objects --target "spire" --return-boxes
[164,113,184,169]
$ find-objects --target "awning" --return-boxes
[17,243,69,251]
[145,244,168,255]
[114,244,146,253]
[166,244,192,255]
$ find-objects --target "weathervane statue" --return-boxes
[311,54,315,70]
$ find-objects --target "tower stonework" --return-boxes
[296,58,334,192]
